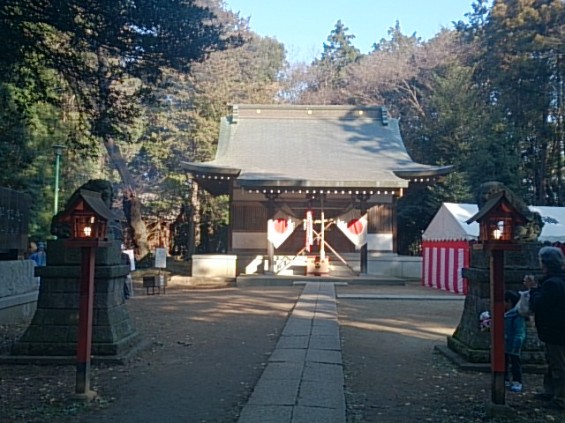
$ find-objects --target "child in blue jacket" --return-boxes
[505,290,527,393]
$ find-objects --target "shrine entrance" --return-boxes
[267,203,364,276]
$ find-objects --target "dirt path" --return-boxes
[337,285,550,423]
[78,287,300,423]
[1,282,560,423]
[338,289,472,422]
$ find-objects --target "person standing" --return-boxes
[504,290,527,393]
[524,246,565,410]
[29,242,46,267]
[29,242,46,286]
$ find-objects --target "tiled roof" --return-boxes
[182,104,451,189]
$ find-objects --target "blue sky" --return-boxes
[224,0,481,63]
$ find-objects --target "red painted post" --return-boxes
[76,246,96,395]
[490,249,506,405]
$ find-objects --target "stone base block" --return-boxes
[192,254,237,278]
[10,240,142,362]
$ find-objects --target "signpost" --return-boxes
[155,247,167,290]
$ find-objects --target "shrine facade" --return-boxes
[182,105,451,276]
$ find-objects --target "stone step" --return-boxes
[236,274,405,287]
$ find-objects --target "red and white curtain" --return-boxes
[422,240,469,295]
[336,209,367,248]
[268,212,300,249]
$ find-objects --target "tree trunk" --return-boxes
[95,47,150,260]
[122,187,150,260]
[103,136,135,187]
[103,135,150,260]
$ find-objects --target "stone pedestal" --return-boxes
[10,240,141,362]
[0,260,38,324]
[447,243,546,365]
[192,254,237,278]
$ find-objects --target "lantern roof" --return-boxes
[181,104,453,195]
[63,189,114,220]
[466,192,528,225]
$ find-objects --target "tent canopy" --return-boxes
[423,203,565,243]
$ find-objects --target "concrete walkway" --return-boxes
[238,282,345,423]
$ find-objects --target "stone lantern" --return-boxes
[8,181,141,397]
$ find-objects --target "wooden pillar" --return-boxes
[265,193,278,274]
[227,181,233,253]
[267,241,274,274]
[358,194,370,274]
[392,194,398,253]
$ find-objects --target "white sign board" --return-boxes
[124,249,136,271]
[154,248,167,269]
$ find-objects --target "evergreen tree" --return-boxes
[0,0,244,258]
[459,0,565,204]
[320,20,361,70]
[303,20,361,103]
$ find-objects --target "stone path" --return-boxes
[237,282,345,423]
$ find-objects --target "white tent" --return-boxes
[422,203,478,241]
[423,203,565,243]
[422,203,565,294]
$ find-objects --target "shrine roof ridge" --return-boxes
[230,104,390,125]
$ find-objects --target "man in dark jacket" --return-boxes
[525,246,565,409]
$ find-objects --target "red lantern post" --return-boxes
[490,248,506,404]
[61,190,112,397]
[76,243,96,395]
[467,192,526,406]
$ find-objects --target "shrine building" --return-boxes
[182,104,451,277]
